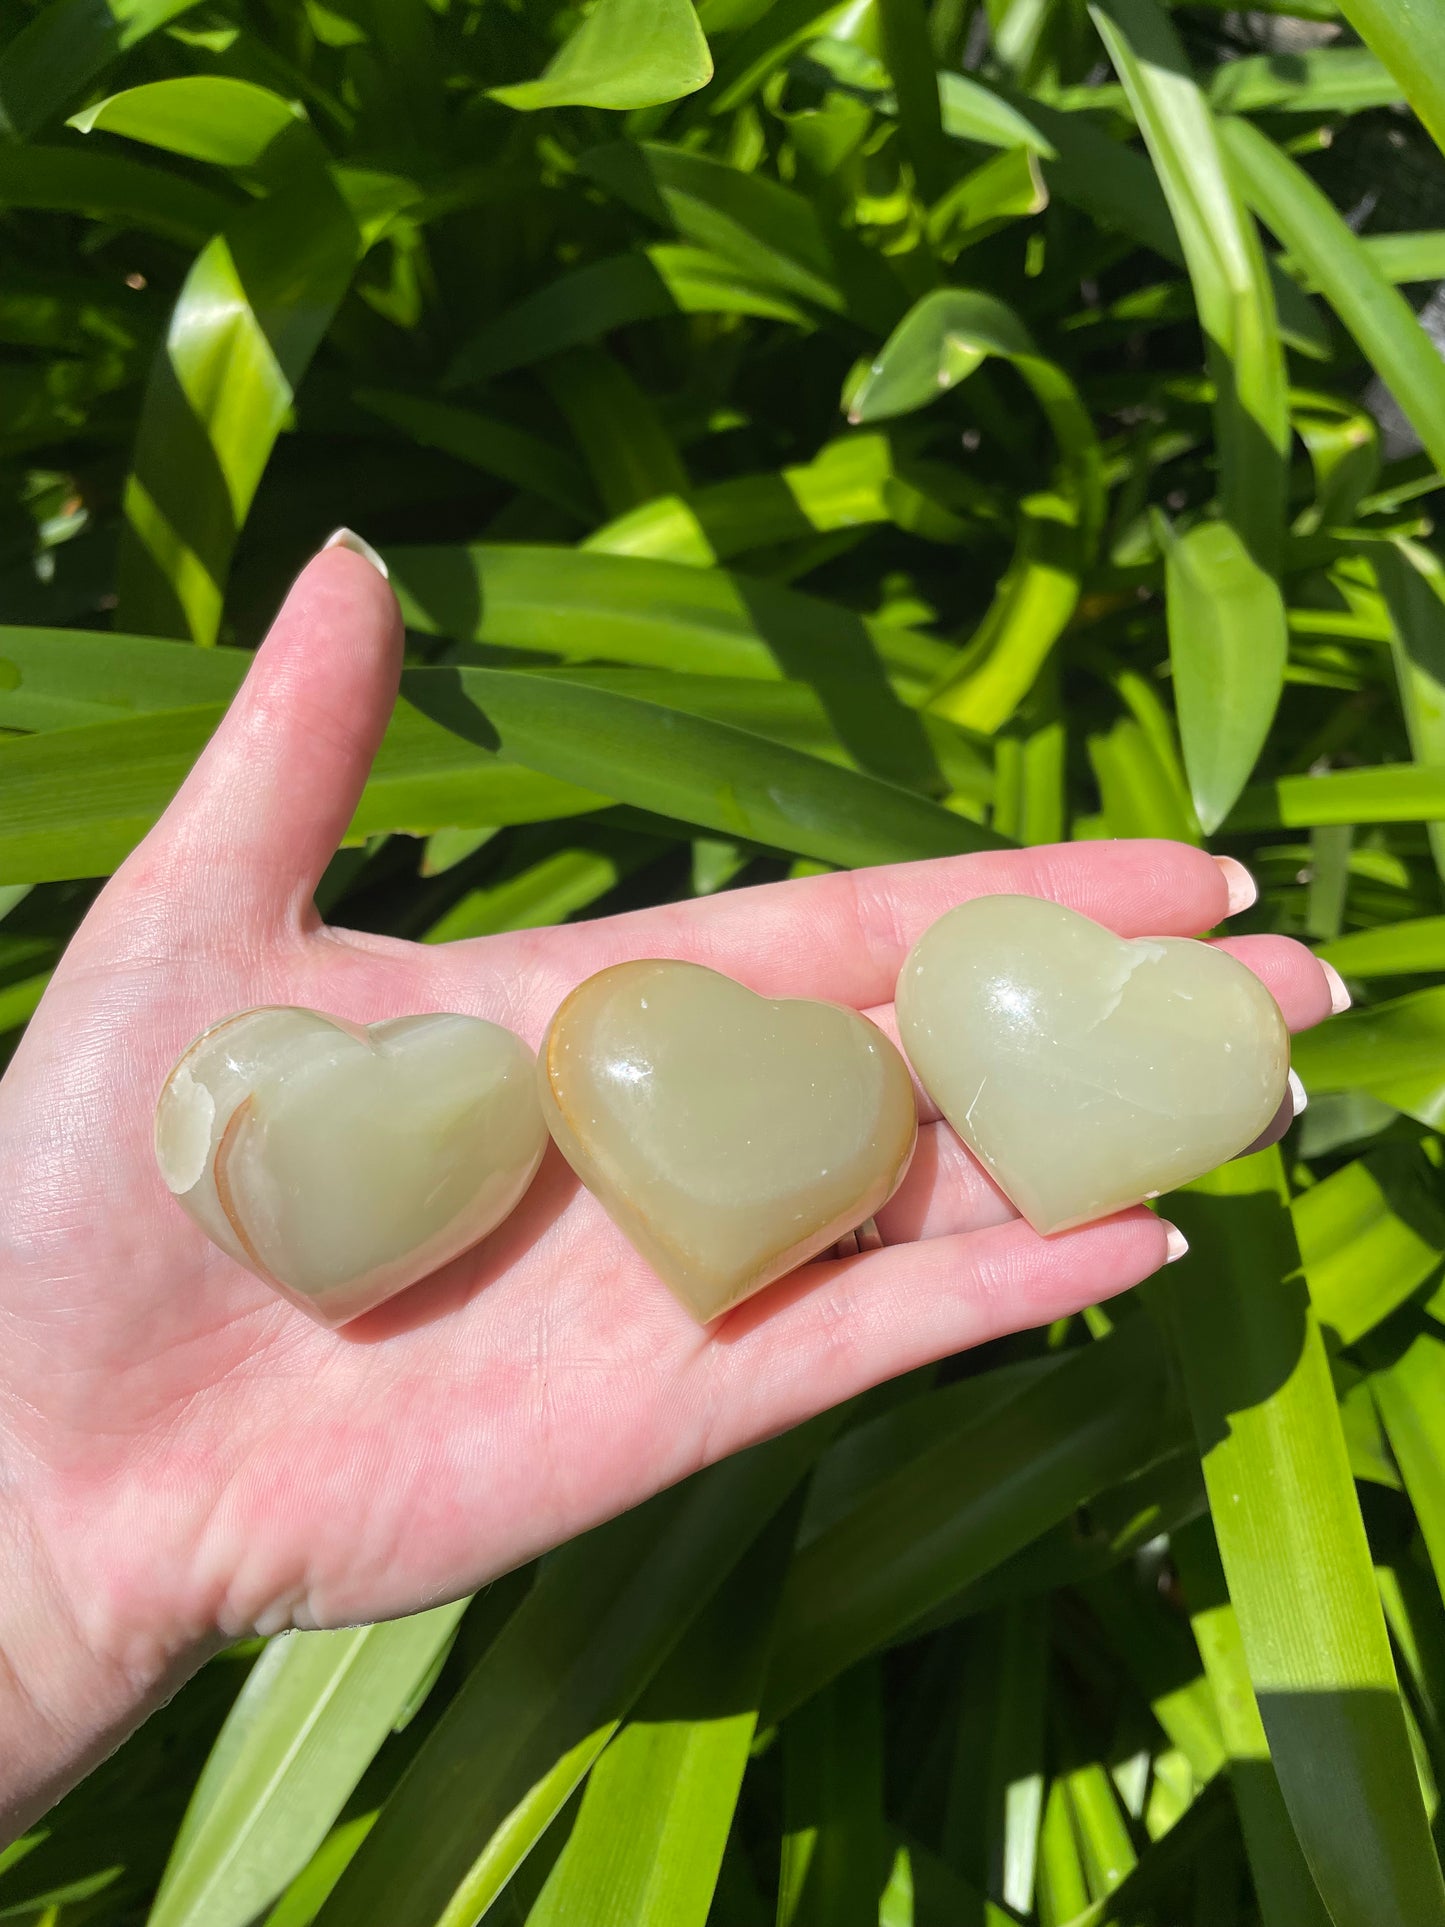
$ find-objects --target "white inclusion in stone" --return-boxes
[1091,941,1168,1025]
[156,1065,215,1195]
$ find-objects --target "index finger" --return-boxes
[448,840,1257,1028]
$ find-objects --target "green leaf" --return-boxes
[1161,516,1288,832]
[1222,117,1445,484]
[1330,0,1445,160]
[148,1605,467,1927]
[0,698,604,885]
[0,970,50,1033]
[520,669,989,805]
[1351,230,1445,287]
[1052,1733,1136,1904]
[1369,1322,1445,1613]
[938,69,1058,152]
[1296,1146,1445,1348]
[778,1663,889,1927]
[489,0,711,111]
[939,1602,1047,1911]
[387,544,955,697]
[447,249,813,388]
[313,1427,826,1927]
[0,624,246,730]
[422,834,653,943]
[1090,0,1289,573]
[926,147,1047,261]
[1320,915,1445,979]
[1087,713,1200,844]
[1207,44,1400,114]
[1161,1149,1445,1927]
[1374,541,1445,882]
[68,77,307,166]
[1171,1517,1333,1927]
[0,0,202,141]
[1289,987,1445,1127]
[844,288,1104,550]
[1036,1776,1090,1924]
[0,143,230,243]
[538,345,688,518]
[1022,94,1329,361]
[577,141,902,331]
[583,434,976,567]
[525,1506,794,1927]
[927,494,1082,736]
[354,390,595,521]
[422,664,1003,868]
[763,1320,1175,1719]
[1228,763,1445,831]
[117,166,366,643]
[875,0,947,202]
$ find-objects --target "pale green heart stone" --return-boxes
[896,895,1290,1234]
[155,1007,548,1325]
[539,960,918,1321]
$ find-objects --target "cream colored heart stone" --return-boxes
[539,960,918,1321]
[155,1007,548,1326]
[896,895,1290,1234]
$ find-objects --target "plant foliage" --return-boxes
[4,0,1445,1922]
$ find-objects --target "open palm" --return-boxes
[0,547,1336,1724]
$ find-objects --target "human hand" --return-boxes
[0,541,1342,1836]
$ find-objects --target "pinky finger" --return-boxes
[706,1209,1184,1457]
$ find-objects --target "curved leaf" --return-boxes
[69,77,307,167]
[0,0,202,141]
[489,0,711,112]
[845,288,1104,548]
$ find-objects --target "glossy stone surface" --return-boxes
[155,1007,547,1325]
[896,895,1290,1234]
[539,960,918,1321]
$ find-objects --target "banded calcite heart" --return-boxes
[154,1007,548,1325]
[539,960,918,1320]
[896,895,1289,1234]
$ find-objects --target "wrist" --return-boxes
[0,1479,214,1846]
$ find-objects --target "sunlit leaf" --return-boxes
[490,0,711,112]
[149,1606,467,1927]
[69,77,307,167]
[1161,1150,1445,1927]
[1161,516,1288,832]
[0,0,203,140]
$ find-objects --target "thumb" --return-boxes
[128,531,402,934]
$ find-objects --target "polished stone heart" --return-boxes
[539,960,918,1321]
[155,1007,547,1326]
[896,895,1290,1234]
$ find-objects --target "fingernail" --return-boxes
[1163,1222,1190,1264]
[322,527,389,579]
[1288,1068,1308,1116]
[1213,855,1258,916]
[1319,958,1352,1015]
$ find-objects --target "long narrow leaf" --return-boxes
[149,1605,467,1927]
[1161,1149,1445,1927]
[313,1427,826,1927]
